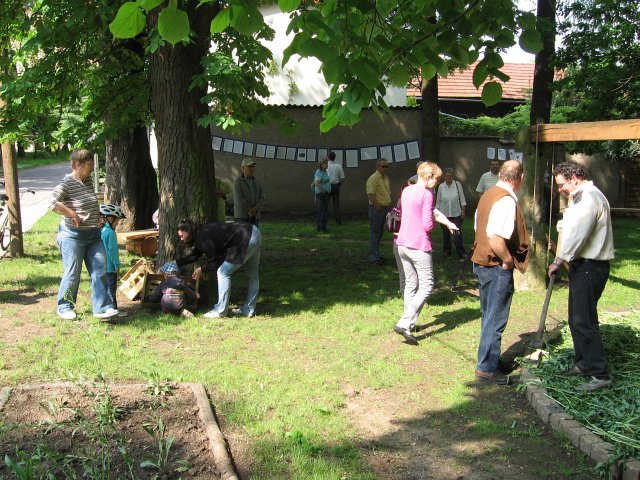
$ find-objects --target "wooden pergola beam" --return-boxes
[531,119,640,143]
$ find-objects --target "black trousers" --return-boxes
[329,183,342,223]
[440,215,465,257]
[568,259,610,379]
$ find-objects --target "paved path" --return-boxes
[7,162,70,232]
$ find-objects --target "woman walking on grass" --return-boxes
[393,162,457,345]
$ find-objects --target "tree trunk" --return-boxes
[1,140,24,257]
[104,125,158,231]
[149,1,220,306]
[516,0,557,291]
[421,75,440,162]
[530,0,556,126]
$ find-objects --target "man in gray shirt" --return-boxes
[234,158,264,226]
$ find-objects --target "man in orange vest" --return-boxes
[471,160,530,385]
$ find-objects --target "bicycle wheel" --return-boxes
[0,221,10,250]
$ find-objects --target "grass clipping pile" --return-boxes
[0,379,221,479]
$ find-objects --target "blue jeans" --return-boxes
[56,224,113,315]
[211,225,262,316]
[106,272,118,309]
[473,263,514,372]
[395,247,433,330]
[315,193,330,231]
[368,204,390,262]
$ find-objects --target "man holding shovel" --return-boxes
[548,162,614,392]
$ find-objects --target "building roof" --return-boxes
[408,62,535,101]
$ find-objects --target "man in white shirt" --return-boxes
[548,162,614,392]
[471,160,530,385]
[326,152,346,224]
[435,168,467,258]
[475,160,501,194]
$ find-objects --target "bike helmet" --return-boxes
[99,204,126,219]
[159,261,179,275]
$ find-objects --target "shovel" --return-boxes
[532,273,555,349]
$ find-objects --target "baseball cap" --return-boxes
[241,158,256,167]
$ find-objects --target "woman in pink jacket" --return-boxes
[393,162,457,345]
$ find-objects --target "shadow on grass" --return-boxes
[608,274,640,291]
[414,306,478,339]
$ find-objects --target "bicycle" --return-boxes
[0,187,36,251]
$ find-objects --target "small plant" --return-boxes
[141,417,189,477]
[143,369,175,410]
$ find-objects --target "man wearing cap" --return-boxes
[234,158,264,226]
[366,158,392,265]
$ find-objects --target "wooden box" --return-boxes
[119,258,155,300]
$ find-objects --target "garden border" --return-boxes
[521,367,640,480]
[0,382,239,480]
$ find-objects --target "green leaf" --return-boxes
[278,0,300,13]
[298,38,336,63]
[231,4,264,36]
[472,63,488,89]
[210,7,231,34]
[158,5,190,45]
[139,0,163,12]
[421,64,437,81]
[386,63,411,88]
[319,113,339,133]
[519,29,543,54]
[109,2,146,39]
[518,11,537,31]
[321,57,344,85]
[481,81,503,107]
[351,61,380,90]
[451,45,469,64]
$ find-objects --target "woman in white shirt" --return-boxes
[435,168,467,258]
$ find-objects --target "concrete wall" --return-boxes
[212,106,520,215]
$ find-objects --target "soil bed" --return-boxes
[0,382,221,479]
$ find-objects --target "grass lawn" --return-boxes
[0,213,638,479]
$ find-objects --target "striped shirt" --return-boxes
[49,175,100,229]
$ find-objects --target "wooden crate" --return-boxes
[119,258,155,300]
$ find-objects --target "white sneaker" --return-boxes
[58,310,77,320]
[203,310,225,318]
[231,308,255,318]
[94,308,119,319]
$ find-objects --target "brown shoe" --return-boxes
[475,369,511,385]
[561,366,585,377]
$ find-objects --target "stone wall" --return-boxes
[211,106,621,215]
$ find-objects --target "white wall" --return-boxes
[260,5,406,107]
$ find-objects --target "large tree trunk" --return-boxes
[530,0,556,126]
[515,0,557,292]
[149,2,219,280]
[104,125,158,231]
[421,75,440,162]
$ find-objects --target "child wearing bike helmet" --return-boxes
[147,261,198,317]
[99,204,126,315]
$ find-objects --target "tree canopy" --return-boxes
[555,0,640,121]
[110,0,543,132]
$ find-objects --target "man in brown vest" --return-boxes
[471,160,530,385]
